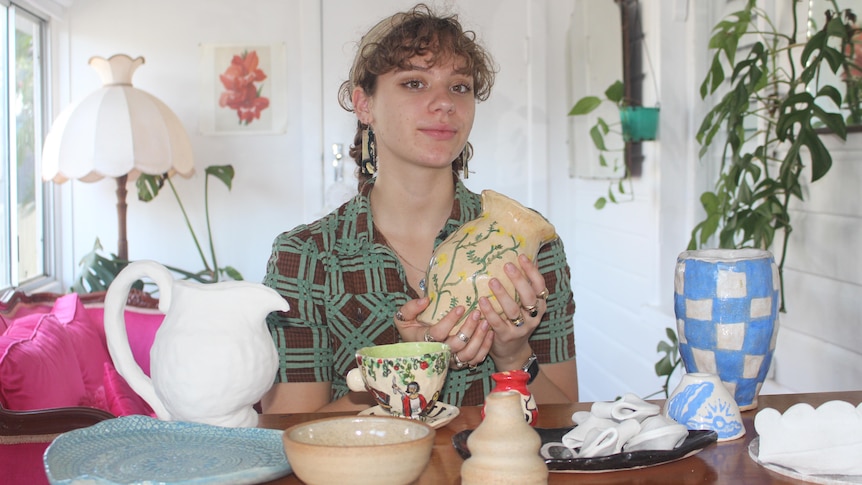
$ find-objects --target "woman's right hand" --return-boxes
[394,298,493,369]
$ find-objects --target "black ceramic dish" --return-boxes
[452,426,718,473]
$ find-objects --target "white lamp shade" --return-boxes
[42,54,195,183]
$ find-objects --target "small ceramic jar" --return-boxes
[664,372,745,441]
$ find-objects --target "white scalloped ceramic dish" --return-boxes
[43,415,292,485]
[358,401,460,429]
[748,437,862,484]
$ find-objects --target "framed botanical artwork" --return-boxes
[198,43,287,135]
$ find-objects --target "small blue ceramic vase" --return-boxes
[674,249,780,411]
[664,372,745,441]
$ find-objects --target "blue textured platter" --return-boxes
[44,415,292,485]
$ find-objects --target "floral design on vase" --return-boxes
[418,190,556,335]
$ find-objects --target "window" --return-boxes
[1,3,48,290]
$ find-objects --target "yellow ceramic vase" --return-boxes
[418,190,556,335]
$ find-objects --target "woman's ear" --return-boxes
[352,87,373,124]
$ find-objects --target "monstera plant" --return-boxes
[646,0,860,398]
[689,0,858,312]
[72,165,242,293]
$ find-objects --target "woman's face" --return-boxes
[356,53,476,173]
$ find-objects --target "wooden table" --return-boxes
[259,390,862,484]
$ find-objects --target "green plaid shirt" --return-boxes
[264,179,575,406]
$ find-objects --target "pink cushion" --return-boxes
[85,307,163,377]
[50,294,110,402]
[0,314,8,334]
[0,314,86,410]
[102,361,155,417]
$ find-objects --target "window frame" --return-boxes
[1,0,55,293]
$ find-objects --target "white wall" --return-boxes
[52,0,312,287]
[49,0,861,400]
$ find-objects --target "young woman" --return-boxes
[262,3,578,413]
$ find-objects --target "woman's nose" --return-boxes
[431,88,455,114]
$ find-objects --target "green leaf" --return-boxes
[221,266,244,281]
[594,197,607,209]
[804,135,834,182]
[801,29,828,66]
[71,238,139,293]
[568,96,602,116]
[136,173,167,202]
[206,164,235,190]
[589,125,607,151]
[605,80,625,104]
[665,327,678,344]
[654,356,674,377]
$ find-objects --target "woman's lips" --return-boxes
[420,126,457,140]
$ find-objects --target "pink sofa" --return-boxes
[0,290,163,418]
[0,289,164,485]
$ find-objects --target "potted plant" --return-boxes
[688,0,859,311]
[568,80,660,208]
[72,165,242,294]
[647,0,860,399]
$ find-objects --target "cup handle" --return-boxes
[346,368,367,393]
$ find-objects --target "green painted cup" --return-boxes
[346,342,450,418]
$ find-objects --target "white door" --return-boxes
[313,0,546,216]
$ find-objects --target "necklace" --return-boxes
[389,244,428,292]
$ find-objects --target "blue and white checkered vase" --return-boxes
[674,249,780,411]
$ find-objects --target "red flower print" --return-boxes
[218,50,270,125]
[844,28,862,79]
[420,361,429,370]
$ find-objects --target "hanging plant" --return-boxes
[569,80,660,208]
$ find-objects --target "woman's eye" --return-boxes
[452,84,473,94]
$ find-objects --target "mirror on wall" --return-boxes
[567,0,622,179]
[567,0,648,179]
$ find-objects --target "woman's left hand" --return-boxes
[480,254,548,366]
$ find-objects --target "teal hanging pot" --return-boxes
[619,106,660,142]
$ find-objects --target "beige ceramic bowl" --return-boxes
[282,415,435,485]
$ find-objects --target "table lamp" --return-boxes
[42,54,195,261]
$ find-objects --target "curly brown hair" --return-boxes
[337,3,497,188]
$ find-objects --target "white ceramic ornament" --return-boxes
[104,260,289,427]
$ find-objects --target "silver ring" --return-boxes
[453,353,467,369]
[509,313,525,327]
[424,328,435,342]
[457,332,470,343]
[395,311,406,322]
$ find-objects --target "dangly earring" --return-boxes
[361,126,377,175]
[457,145,471,179]
[461,152,470,179]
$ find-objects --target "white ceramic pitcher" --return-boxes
[104,260,289,427]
